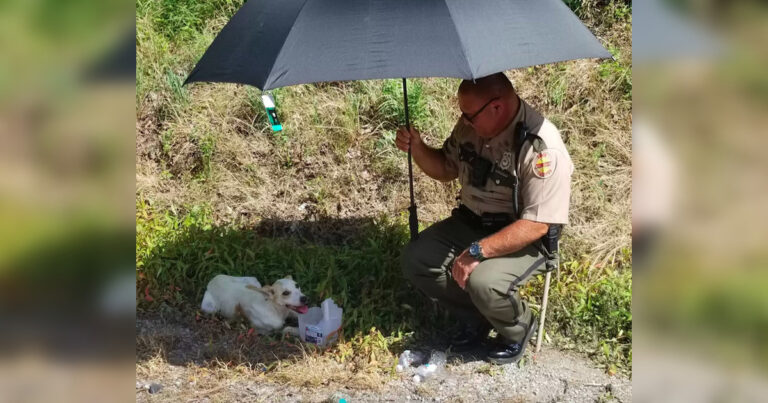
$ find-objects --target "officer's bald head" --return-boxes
[457,73,520,137]
[458,73,516,100]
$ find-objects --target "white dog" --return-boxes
[201,274,308,335]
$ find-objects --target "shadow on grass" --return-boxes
[137,214,468,368]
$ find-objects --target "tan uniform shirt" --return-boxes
[441,99,573,225]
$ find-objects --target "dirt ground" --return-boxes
[136,308,630,402]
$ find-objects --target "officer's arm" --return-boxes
[480,140,571,258]
[478,219,548,258]
[411,141,458,182]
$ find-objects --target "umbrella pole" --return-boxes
[403,78,419,241]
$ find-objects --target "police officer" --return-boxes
[396,73,573,364]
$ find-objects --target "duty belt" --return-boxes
[452,205,514,232]
[453,204,561,274]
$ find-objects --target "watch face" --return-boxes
[469,243,479,257]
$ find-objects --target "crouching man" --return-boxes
[396,73,572,364]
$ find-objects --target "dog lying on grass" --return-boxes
[201,274,309,335]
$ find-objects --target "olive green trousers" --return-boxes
[401,214,546,343]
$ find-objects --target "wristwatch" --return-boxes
[468,241,485,261]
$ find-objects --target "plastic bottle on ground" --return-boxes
[412,350,446,383]
[396,350,426,372]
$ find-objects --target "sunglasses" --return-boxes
[461,97,500,123]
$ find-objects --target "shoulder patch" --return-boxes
[532,149,557,179]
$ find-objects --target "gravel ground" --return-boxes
[137,310,630,402]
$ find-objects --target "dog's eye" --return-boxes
[282,290,291,296]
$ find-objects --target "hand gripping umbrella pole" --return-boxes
[403,78,419,241]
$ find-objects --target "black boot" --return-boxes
[487,317,537,365]
[449,322,491,352]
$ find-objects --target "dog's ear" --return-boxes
[246,285,271,297]
[284,275,293,280]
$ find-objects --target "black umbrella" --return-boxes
[185,0,611,240]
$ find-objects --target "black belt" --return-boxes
[452,205,560,274]
[452,205,514,232]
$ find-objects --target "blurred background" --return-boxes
[0,0,766,401]
[633,0,768,401]
[0,0,135,402]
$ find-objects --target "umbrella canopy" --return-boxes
[184,0,611,89]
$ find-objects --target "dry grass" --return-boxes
[137,62,631,261]
[136,308,398,393]
[136,0,632,261]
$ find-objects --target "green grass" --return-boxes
[166,68,189,105]
[139,0,241,41]
[550,261,631,373]
[547,65,570,107]
[137,200,421,334]
[564,0,631,25]
[137,200,632,372]
[196,131,216,179]
[379,79,428,129]
[599,45,632,100]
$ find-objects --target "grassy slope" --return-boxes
[136,0,632,375]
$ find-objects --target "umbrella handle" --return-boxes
[403,78,418,241]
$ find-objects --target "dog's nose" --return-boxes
[300,296,308,305]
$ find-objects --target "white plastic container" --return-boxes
[298,298,342,347]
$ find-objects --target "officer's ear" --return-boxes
[490,99,502,115]
[495,98,506,112]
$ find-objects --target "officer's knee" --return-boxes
[466,269,496,309]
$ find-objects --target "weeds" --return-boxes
[547,65,570,107]
[196,132,215,179]
[564,0,631,25]
[166,68,189,105]
[525,252,632,374]
[245,87,268,127]
[379,79,428,129]
[142,0,241,41]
